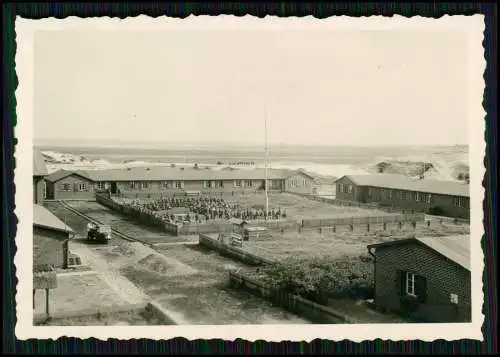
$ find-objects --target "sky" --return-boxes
[34,24,471,147]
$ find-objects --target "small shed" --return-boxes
[229,218,248,235]
[243,226,271,240]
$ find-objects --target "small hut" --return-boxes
[243,226,271,240]
[229,218,248,236]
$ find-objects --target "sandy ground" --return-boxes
[120,244,311,324]
[62,201,196,244]
[221,192,396,220]
[34,272,129,315]
[46,201,311,324]
[38,309,168,326]
[233,221,470,261]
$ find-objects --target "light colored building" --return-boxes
[45,166,316,199]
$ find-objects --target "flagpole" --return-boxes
[264,106,269,222]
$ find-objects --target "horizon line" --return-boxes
[34,139,469,148]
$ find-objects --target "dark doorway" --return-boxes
[110,182,118,194]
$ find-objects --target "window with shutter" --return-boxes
[396,270,406,296]
[406,272,416,296]
[415,275,427,303]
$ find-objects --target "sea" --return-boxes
[36,143,470,184]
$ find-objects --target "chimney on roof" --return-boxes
[127,167,131,171]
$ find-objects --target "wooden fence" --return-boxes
[97,194,297,235]
[199,234,275,266]
[228,271,355,324]
[301,213,424,229]
[424,214,470,225]
[96,194,180,235]
[287,192,419,214]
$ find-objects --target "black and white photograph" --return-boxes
[15,15,485,341]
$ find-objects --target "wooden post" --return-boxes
[367,223,370,232]
[33,289,35,309]
[45,288,50,317]
[383,222,387,231]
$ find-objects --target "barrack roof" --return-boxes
[82,167,301,182]
[33,149,48,176]
[336,174,469,197]
[33,204,74,234]
[368,234,470,271]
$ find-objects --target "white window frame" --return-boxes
[96,182,105,190]
[368,188,372,197]
[400,190,405,200]
[339,184,344,193]
[387,190,392,199]
[454,196,466,207]
[426,194,432,204]
[175,181,183,189]
[348,185,353,194]
[234,180,242,188]
[141,182,149,189]
[161,181,169,189]
[450,293,459,304]
[245,180,253,187]
[406,272,416,296]
[380,189,385,199]
[78,183,87,191]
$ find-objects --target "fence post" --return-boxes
[367,223,370,232]
[333,224,336,233]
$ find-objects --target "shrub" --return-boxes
[428,206,445,216]
[400,295,419,316]
[261,255,374,303]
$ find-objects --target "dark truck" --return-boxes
[86,223,112,244]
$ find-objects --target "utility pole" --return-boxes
[264,106,269,222]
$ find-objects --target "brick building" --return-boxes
[367,235,471,323]
[335,174,470,218]
[33,204,74,269]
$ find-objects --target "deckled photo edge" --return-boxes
[13,14,486,342]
